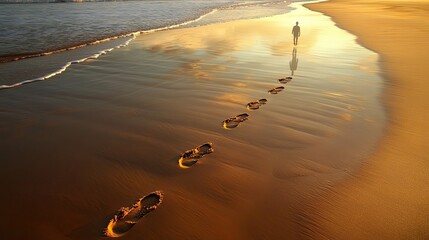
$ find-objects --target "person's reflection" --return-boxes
[289,47,298,76]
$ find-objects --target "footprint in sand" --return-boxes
[178,142,214,168]
[222,113,249,129]
[268,86,285,94]
[246,98,268,110]
[104,191,164,238]
[278,76,292,84]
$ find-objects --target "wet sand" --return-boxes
[305,0,429,238]
[0,2,387,239]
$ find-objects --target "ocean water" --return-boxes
[0,0,296,89]
[0,0,231,57]
[0,0,299,59]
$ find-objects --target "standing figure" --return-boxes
[292,21,301,45]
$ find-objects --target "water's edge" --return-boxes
[0,0,301,90]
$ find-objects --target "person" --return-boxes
[292,21,300,45]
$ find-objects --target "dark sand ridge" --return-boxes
[303,0,429,239]
[0,3,386,239]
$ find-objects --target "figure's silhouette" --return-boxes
[292,21,301,45]
[289,47,298,76]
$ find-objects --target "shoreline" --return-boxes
[304,0,429,238]
[0,7,218,64]
[0,1,294,88]
[0,33,134,64]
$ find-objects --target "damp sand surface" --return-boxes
[0,3,386,239]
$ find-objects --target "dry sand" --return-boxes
[305,0,429,238]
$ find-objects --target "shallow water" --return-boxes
[0,0,295,59]
[0,2,385,239]
[0,0,296,89]
[0,0,228,56]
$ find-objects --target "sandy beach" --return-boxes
[1,0,425,239]
[305,0,429,238]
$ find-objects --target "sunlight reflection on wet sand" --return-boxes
[0,2,386,239]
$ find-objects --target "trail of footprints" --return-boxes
[104,76,293,237]
[224,77,291,129]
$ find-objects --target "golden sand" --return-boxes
[305,0,429,238]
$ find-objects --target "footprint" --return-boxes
[223,113,249,129]
[278,76,292,84]
[258,98,268,104]
[246,98,268,110]
[268,86,285,94]
[104,191,164,238]
[178,142,214,168]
